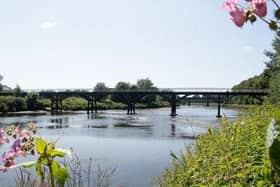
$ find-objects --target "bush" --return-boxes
[0,96,27,112]
[0,103,8,114]
[159,105,280,186]
[62,97,87,111]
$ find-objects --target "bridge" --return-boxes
[0,88,268,118]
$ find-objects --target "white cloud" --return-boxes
[40,21,56,30]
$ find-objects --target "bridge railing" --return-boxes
[0,88,270,94]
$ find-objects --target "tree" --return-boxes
[230,30,280,104]
[0,74,3,91]
[111,82,131,103]
[26,92,39,111]
[269,71,280,104]
[93,82,109,100]
[136,78,155,90]
[13,84,22,97]
[136,78,157,104]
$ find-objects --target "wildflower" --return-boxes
[0,128,9,144]
[10,139,26,158]
[0,152,16,172]
[15,126,30,138]
[223,0,245,27]
[27,123,37,134]
[251,0,267,17]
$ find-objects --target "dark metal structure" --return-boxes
[0,88,268,118]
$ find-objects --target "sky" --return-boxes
[0,0,276,89]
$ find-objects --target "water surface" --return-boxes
[0,105,239,187]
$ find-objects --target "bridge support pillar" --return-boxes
[94,96,97,113]
[216,95,222,118]
[87,96,96,114]
[51,95,63,115]
[127,101,136,115]
[187,99,191,106]
[171,94,177,116]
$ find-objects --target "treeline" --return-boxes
[230,31,280,104]
[0,78,171,113]
[0,93,50,113]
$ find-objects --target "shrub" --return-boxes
[159,105,280,186]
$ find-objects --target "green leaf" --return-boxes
[267,119,280,173]
[49,149,67,158]
[22,161,37,168]
[48,141,55,151]
[38,156,48,165]
[51,161,68,187]
[269,137,280,173]
[36,137,47,154]
[36,162,44,182]
[55,148,72,158]
[170,152,178,160]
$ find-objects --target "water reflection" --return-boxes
[0,106,240,139]
[0,106,240,187]
[170,124,176,137]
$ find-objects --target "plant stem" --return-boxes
[258,16,271,25]
[272,0,280,9]
[48,163,55,187]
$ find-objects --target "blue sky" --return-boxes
[0,0,275,89]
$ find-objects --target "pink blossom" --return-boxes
[15,150,26,157]
[0,128,9,144]
[15,126,30,137]
[0,152,16,172]
[251,0,267,17]
[11,139,22,152]
[223,0,245,27]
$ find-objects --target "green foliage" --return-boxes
[267,119,280,182]
[0,102,8,113]
[51,161,68,187]
[0,74,3,91]
[34,137,69,187]
[13,84,22,97]
[0,96,27,112]
[62,97,87,111]
[159,105,280,186]
[38,98,51,108]
[136,78,157,104]
[94,82,109,100]
[231,31,280,104]
[269,71,280,104]
[26,92,40,111]
[111,82,131,103]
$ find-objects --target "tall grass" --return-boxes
[159,105,280,186]
[14,154,116,187]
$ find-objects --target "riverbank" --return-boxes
[158,105,280,186]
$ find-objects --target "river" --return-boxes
[0,105,239,187]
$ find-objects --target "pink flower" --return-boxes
[15,126,30,137]
[15,150,26,157]
[251,0,267,17]
[9,139,26,158]
[0,128,9,144]
[0,152,16,172]
[223,0,245,27]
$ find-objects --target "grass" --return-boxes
[158,105,280,186]
[14,154,116,187]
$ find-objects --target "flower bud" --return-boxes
[269,21,278,31]
[275,9,280,20]
[249,15,257,23]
